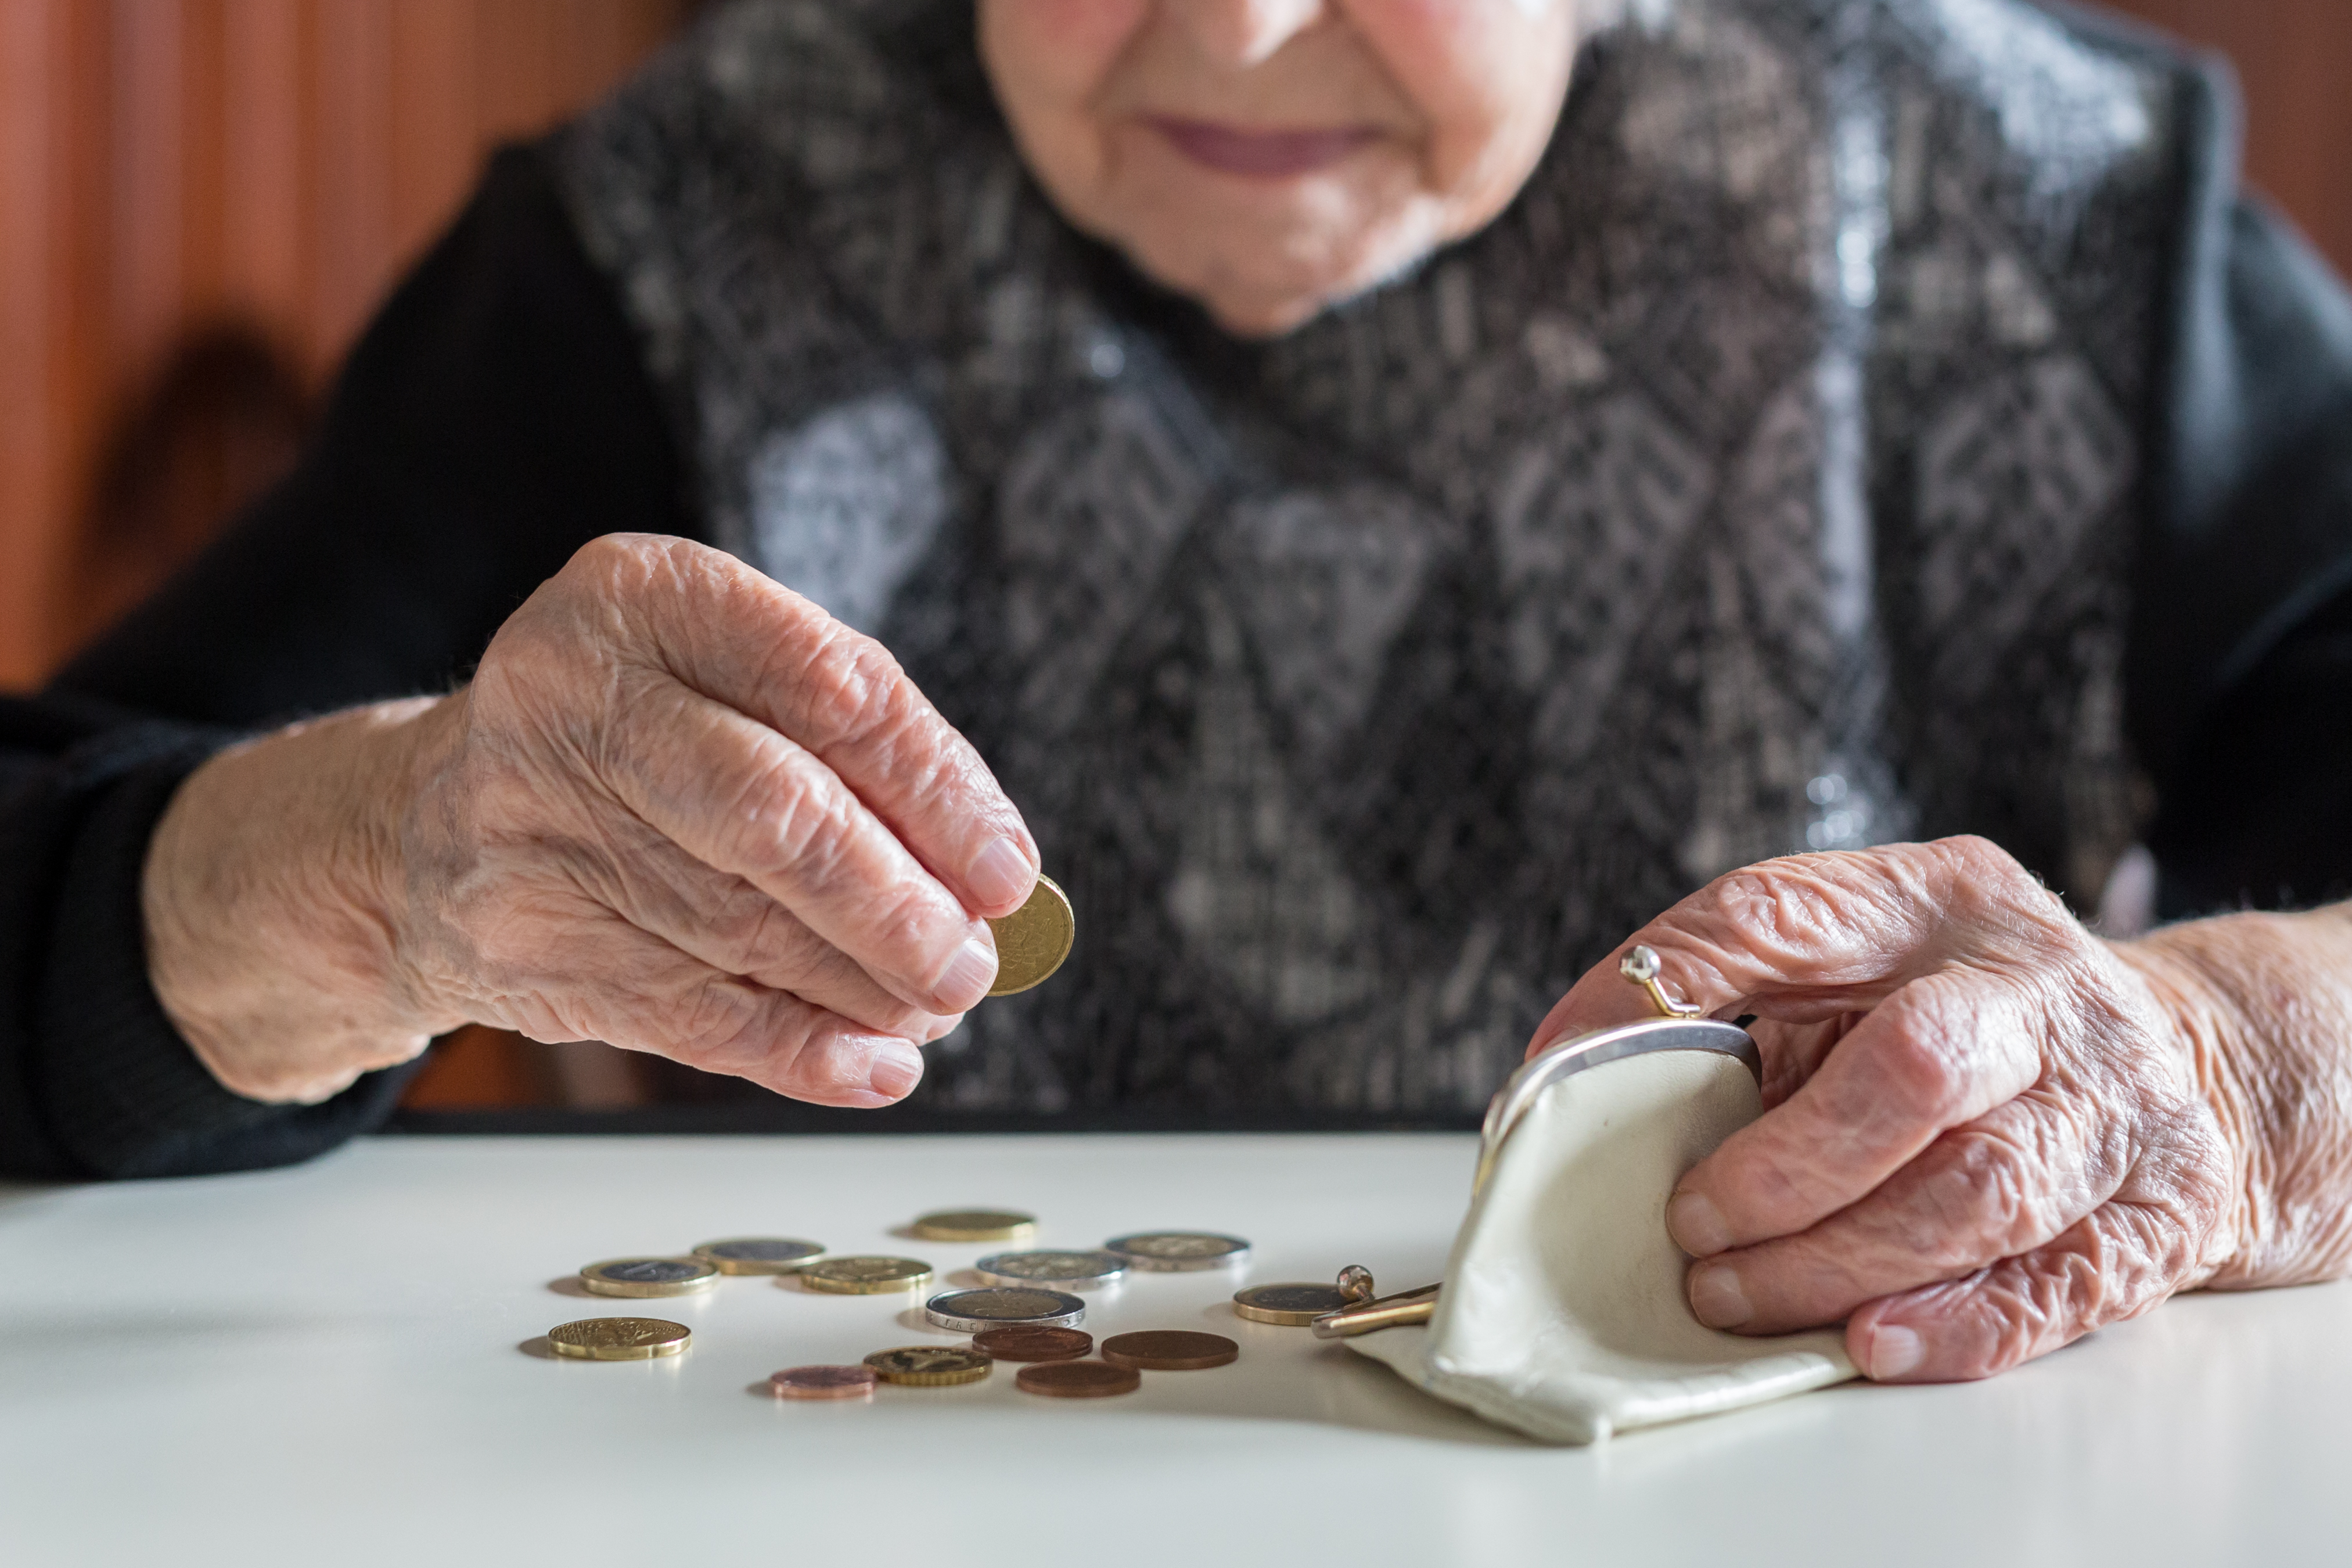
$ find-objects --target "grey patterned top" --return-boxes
[552,0,2188,1117]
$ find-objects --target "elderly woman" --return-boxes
[3,0,2350,1387]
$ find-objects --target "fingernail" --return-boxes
[1866,1324,1923,1380]
[865,1038,923,1101]
[932,936,998,1010]
[1667,1191,1732,1255]
[966,836,1033,909]
[1688,1263,1752,1328]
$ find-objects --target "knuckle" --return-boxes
[1916,1127,2052,1264]
[666,977,774,1070]
[865,881,956,973]
[1866,1020,1971,1123]
[564,532,657,596]
[1939,834,2065,922]
[777,620,915,751]
[1692,865,1846,963]
[1962,1288,2055,1379]
[721,743,854,879]
[702,891,794,976]
[781,1031,882,1101]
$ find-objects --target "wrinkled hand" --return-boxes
[1528,837,2243,1383]
[149,535,1037,1107]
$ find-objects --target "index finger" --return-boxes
[1527,839,2076,1049]
[1674,973,2045,1253]
[598,535,1041,918]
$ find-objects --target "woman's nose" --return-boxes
[1167,0,1329,70]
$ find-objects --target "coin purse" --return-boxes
[1344,1019,1856,1444]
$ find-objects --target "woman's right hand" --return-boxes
[143,534,1040,1107]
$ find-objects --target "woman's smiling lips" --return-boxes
[1146,116,1383,178]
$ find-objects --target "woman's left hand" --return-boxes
[1529,836,2250,1383]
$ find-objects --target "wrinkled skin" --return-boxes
[146,535,1039,1107]
[136,5,2352,1385]
[981,0,1579,335]
[1530,837,2352,1383]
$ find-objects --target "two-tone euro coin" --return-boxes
[578,1257,721,1297]
[547,1317,691,1360]
[1232,1283,1351,1325]
[922,1287,1086,1334]
[972,1250,1128,1290]
[1103,1232,1252,1272]
[692,1238,825,1275]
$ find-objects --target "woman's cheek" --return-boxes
[1337,0,1574,171]
[979,0,1150,104]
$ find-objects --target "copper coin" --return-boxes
[1016,1359,1141,1398]
[973,1326,1093,1362]
[1099,1330,1239,1371]
[769,1365,877,1401]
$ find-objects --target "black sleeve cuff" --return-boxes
[26,729,418,1179]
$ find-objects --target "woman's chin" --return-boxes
[1124,231,1421,339]
[1197,287,1329,339]
[1179,249,1429,338]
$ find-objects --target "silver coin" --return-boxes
[578,1257,721,1297]
[971,1250,1130,1291]
[922,1287,1087,1333]
[691,1237,826,1275]
[1103,1232,1253,1271]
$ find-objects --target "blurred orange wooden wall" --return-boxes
[2116,0,2352,276]
[0,0,699,688]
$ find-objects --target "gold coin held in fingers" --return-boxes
[986,875,1074,997]
[799,1256,935,1294]
[577,1257,721,1297]
[863,1345,994,1386]
[547,1318,691,1360]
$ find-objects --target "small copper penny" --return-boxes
[1099,1330,1239,1371]
[973,1326,1093,1362]
[1016,1359,1141,1398]
[769,1365,877,1401]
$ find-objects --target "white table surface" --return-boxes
[3,1132,2346,1566]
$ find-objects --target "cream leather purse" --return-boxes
[1340,1013,1857,1444]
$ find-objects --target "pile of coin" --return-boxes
[543,1217,1353,1406]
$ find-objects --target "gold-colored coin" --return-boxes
[799,1256,935,1294]
[862,1345,993,1386]
[578,1257,721,1297]
[547,1317,692,1360]
[911,1209,1037,1243]
[986,875,1074,997]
